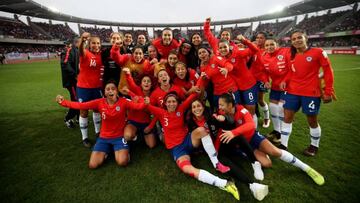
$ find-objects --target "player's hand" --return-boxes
[322,94,332,104]
[220,130,235,144]
[219,67,228,78]
[213,114,225,122]
[264,82,271,89]
[122,67,130,75]
[114,39,122,49]
[150,58,158,64]
[144,126,152,134]
[144,96,150,105]
[81,32,90,41]
[279,81,286,91]
[200,72,208,79]
[120,86,129,95]
[236,34,245,42]
[56,95,64,104]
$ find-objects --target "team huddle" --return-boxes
[57,17,335,201]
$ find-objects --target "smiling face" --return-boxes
[137,34,146,45]
[157,70,170,85]
[191,100,205,118]
[168,53,178,67]
[90,37,101,53]
[218,41,230,57]
[220,31,231,41]
[162,30,173,45]
[133,48,144,63]
[148,46,158,59]
[141,76,152,91]
[175,63,187,80]
[181,43,192,55]
[218,98,233,113]
[104,83,118,102]
[165,96,178,112]
[198,48,210,62]
[256,33,266,48]
[291,32,308,50]
[265,39,277,54]
[110,33,122,46]
[124,33,133,45]
[191,34,202,46]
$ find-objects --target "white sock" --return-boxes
[269,103,280,132]
[259,103,270,120]
[198,169,227,188]
[253,114,258,129]
[280,122,292,147]
[310,126,321,147]
[201,135,219,168]
[93,112,101,134]
[79,116,88,140]
[279,150,310,171]
[278,102,284,122]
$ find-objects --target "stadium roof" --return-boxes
[0,0,359,27]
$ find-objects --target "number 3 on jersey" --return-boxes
[164,118,169,126]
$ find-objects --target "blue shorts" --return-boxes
[213,90,241,108]
[171,133,194,161]
[269,89,285,101]
[257,81,268,93]
[249,131,266,150]
[282,92,321,115]
[93,137,129,153]
[127,120,152,136]
[239,84,258,105]
[76,87,103,103]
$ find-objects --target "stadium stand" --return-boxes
[33,21,77,41]
[80,26,113,42]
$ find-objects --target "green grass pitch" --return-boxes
[0,55,359,202]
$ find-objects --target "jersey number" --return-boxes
[164,118,169,127]
[308,101,315,110]
[102,112,106,120]
[248,92,254,101]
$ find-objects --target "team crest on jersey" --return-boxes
[211,64,215,68]
[306,56,312,62]
[116,106,120,111]
[231,58,236,63]
[176,112,181,117]
[277,55,284,61]
[237,119,243,125]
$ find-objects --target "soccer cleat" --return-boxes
[262,119,271,128]
[278,144,288,151]
[64,119,75,129]
[222,181,240,200]
[306,168,325,186]
[252,161,264,181]
[303,145,318,156]
[249,183,269,201]
[216,162,230,174]
[82,138,92,148]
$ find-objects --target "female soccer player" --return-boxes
[147,45,160,65]
[173,61,199,95]
[197,46,239,109]
[217,93,325,186]
[164,49,179,79]
[152,28,181,60]
[187,99,268,201]
[261,37,290,143]
[122,68,156,148]
[110,42,151,94]
[144,92,240,200]
[102,32,124,87]
[76,32,103,147]
[279,30,335,156]
[56,80,146,169]
[187,32,203,71]
[178,40,192,65]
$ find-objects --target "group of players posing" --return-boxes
[57,17,335,201]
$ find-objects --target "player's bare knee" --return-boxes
[116,157,128,167]
[260,159,272,168]
[88,161,99,169]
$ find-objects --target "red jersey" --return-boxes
[250,48,268,83]
[150,84,186,107]
[224,40,258,90]
[200,55,238,95]
[203,20,236,56]
[146,93,198,149]
[152,38,180,60]
[125,74,151,123]
[60,98,145,139]
[77,50,103,88]
[283,48,334,97]
[213,105,255,150]
[262,47,290,91]
[173,69,199,91]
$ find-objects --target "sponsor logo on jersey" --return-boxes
[306,56,312,62]
[277,55,284,61]
[116,106,120,111]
